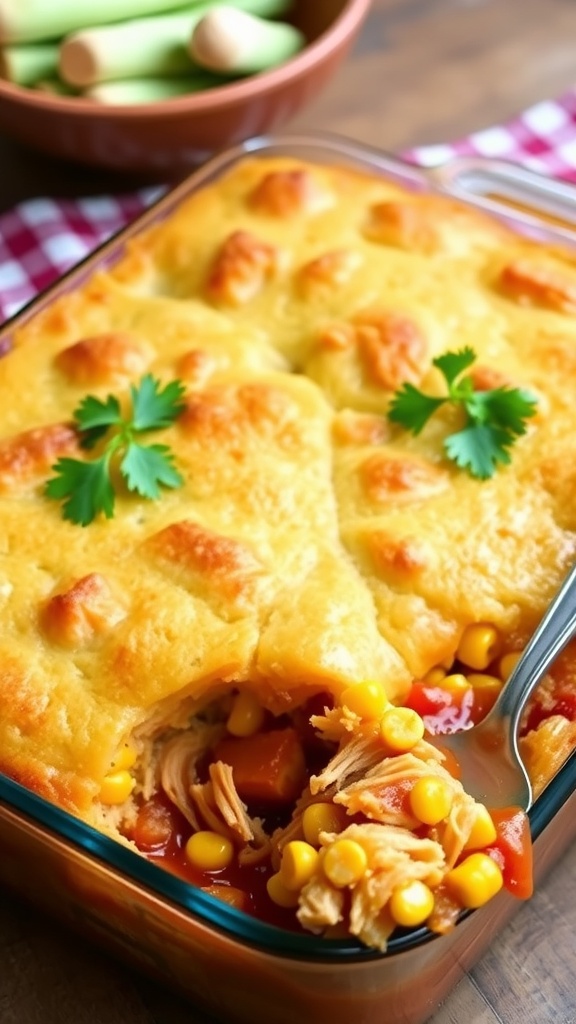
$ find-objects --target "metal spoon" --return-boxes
[437,562,576,810]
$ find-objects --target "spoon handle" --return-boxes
[496,562,576,732]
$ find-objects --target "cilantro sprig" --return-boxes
[388,348,538,479]
[46,374,186,526]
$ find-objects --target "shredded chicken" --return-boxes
[439,792,479,869]
[160,723,223,828]
[189,780,233,837]
[183,761,272,863]
[209,761,271,864]
[348,902,397,953]
[209,761,255,842]
[297,822,446,952]
[282,723,488,947]
[310,731,386,794]
[296,874,345,932]
[310,705,363,741]
[333,750,462,830]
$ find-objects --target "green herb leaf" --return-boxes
[75,393,123,449]
[45,456,115,526]
[130,374,187,432]
[434,347,476,388]
[45,375,186,526]
[468,387,538,434]
[444,423,515,479]
[387,348,538,479]
[121,442,183,499]
[388,384,446,434]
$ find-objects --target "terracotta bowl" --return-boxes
[0,0,371,175]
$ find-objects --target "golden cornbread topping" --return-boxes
[1,155,576,948]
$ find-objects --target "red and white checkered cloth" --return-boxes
[3,89,576,324]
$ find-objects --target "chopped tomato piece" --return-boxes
[404,680,474,734]
[404,680,449,719]
[486,807,533,900]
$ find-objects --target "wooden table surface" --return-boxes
[1,1,576,1023]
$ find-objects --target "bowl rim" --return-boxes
[0,0,372,118]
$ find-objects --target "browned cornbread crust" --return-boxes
[1,155,576,819]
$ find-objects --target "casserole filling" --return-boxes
[95,624,575,950]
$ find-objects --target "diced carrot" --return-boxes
[213,727,306,805]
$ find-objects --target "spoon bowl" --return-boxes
[438,562,576,810]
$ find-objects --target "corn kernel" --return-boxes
[340,680,389,720]
[99,769,135,805]
[185,830,234,872]
[109,743,137,772]
[422,667,447,685]
[389,880,435,928]
[446,852,503,908]
[441,673,472,698]
[302,802,349,847]
[409,776,454,825]
[380,706,425,752]
[497,651,523,681]
[457,623,503,671]
[322,838,367,888]
[226,690,265,737]
[463,804,498,850]
[266,872,300,908]
[279,840,319,891]
[467,673,503,697]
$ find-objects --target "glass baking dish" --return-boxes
[1,132,576,1024]
[430,153,576,240]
